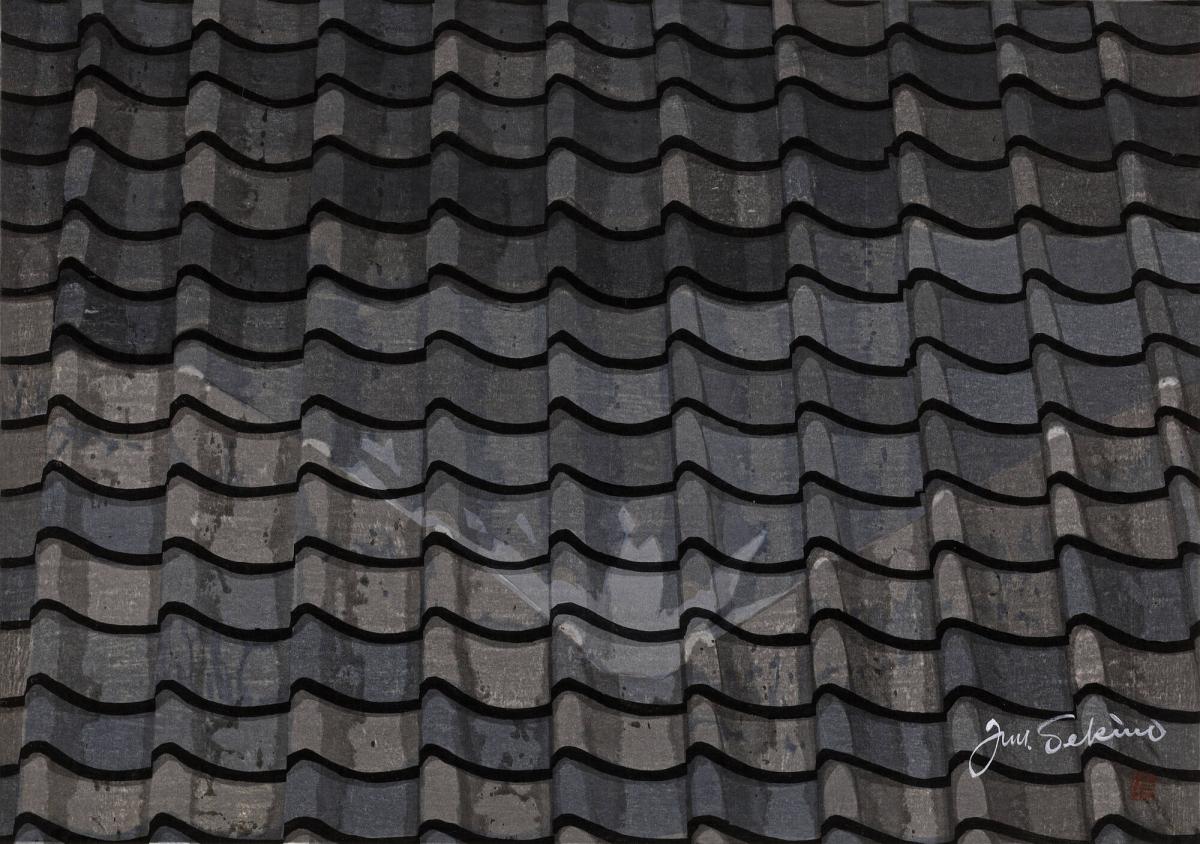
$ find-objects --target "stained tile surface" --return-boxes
[2,1,1200,841]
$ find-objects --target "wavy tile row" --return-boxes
[2,0,1198,842]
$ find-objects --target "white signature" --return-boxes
[969,714,1167,777]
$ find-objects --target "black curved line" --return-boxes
[179,200,307,239]
[169,394,301,435]
[809,609,940,651]
[0,147,71,167]
[1056,532,1200,570]
[158,814,318,844]
[912,400,1034,437]
[419,606,548,644]
[817,748,952,788]
[81,14,317,55]
[161,541,292,579]
[41,325,168,366]
[431,20,549,54]
[27,587,1193,660]
[35,460,163,501]
[555,745,685,781]
[556,815,686,844]
[427,397,549,434]
[662,76,776,114]
[552,678,683,717]
[73,65,189,106]
[548,332,667,370]
[889,23,999,55]
[680,538,826,581]
[0,351,51,367]
[1049,468,1185,505]
[774,76,889,111]
[430,130,542,169]
[10,814,152,844]
[315,72,429,109]
[14,734,825,797]
[291,679,413,716]
[994,25,1099,56]
[0,30,79,52]
[780,22,999,56]
[40,174,1195,269]
[891,132,1011,172]
[0,218,64,235]
[826,818,954,844]
[549,531,674,574]
[2,86,87,106]
[541,73,650,112]
[550,603,673,644]
[546,463,672,499]
[294,535,422,570]
[11,9,1197,61]
[283,817,417,844]
[416,744,548,783]
[309,197,427,235]
[31,526,160,567]
[299,394,422,431]
[892,74,1001,110]
[549,267,672,308]
[308,264,428,302]
[1106,78,1200,108]
[314,134,429,169]
[158,601,289,641]
[423,676,548,718]
[18,740,281,784]
[1124,200,1200,232]
[687,681,817,719]
[946,748,1095,786]
[56,258,176,300]
[28,379,1192,472]
[421,531,548,572]
[296,462,421,500]
[316,18,430,55]
[160,536,293,574]
[1001,74,1105,110]
[1070,613,1198,654]
[772,25,886,57]
[424,460,546,496]
[288,748,418,782]
[0,555,36,570]
[302,328,423,364]
[943,685,1075,722]
[190,69,316,107]
[691,816,816,844]
[11,240,1188,310]
[174,327,301,361]
[17,662,1200,748]
[180,263,306,302]
[1093,21,1200,56]
[419,819,549,844]
[58,198,179,240]
[931,535,1190,574]
[40,395,268,438]
[1091,814,1200,844]
[691,742,819,783]
[185,131,313,173]
[544,22,654,58]
[654,21,775,58]
[24,673,157,715]
[953,818,1082,844]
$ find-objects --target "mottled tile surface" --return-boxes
[2,0,1199,841]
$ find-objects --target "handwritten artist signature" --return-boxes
[969,714,1167,777]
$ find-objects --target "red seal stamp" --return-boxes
[1130,770,1158,802]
